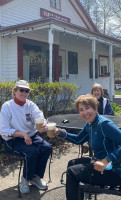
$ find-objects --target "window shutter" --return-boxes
[89,59,98,79]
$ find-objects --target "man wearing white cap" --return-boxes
[0,80,52,194]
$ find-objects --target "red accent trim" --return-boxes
[40,8,70,23]
[17,37,23,79]
[14,97,26,106]
[53,44,59,82]
[0,0,13,5]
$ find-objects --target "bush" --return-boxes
[111,102,121,116]
[0,81,79,118]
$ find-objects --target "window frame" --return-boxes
[50,0,61,10]
[99,55,110,77]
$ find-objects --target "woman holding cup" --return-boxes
[55,94,121,200]
[0,80,52,194]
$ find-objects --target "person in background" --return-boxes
[55,94,121,200]
[0,80,52,194]
[91,83,114,115]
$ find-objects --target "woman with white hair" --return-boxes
[0,80,52,194]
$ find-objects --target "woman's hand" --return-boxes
[24,134,32,145]
[94,158,109,172]
[55,128,67,138]
[13,131,32,145]
[55,127,61,133]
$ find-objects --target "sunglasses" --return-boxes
[19,88,30,93]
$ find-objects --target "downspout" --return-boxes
[109,44,113,101]
[92,40,96,84]
[48,28,54,83]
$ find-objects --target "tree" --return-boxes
[81,0,121,37]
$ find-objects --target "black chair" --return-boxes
[60,143,92,185]
[48,145,53,183]
[0,136,23,198]
[78,182,121,200]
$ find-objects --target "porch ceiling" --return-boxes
[1,17,121,52]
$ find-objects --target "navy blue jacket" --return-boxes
[66,114,121,176]
[103,98,114,115]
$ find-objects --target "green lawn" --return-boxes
[115,90,121,95]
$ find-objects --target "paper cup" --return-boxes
[36,118,44,130]
[47,122,56,138]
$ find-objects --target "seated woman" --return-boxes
[91,83,114,115]
[0,80,52,194]
[55,94,121,200]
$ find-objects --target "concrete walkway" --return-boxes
[0,143,121,200]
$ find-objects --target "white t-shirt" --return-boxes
[0,99,46,140]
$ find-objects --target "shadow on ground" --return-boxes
[0,185,66,200]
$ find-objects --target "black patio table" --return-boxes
[48,114,121,132]
[48,114,121,157]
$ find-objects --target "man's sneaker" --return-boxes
[20,176,30,194]
[30,176,47,190]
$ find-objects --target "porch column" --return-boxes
[109,44,113,101]
[92,40,96,83]
[48,28,54,83]
[0,37,2,82]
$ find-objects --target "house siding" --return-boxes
[1,26,110,95]
[1,36,17,81]
[59,34,109,95]
[0,6,1,25]
[1,0,87,28]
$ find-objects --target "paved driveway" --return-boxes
[0,143,121,200]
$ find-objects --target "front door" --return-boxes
[59,50,66,82]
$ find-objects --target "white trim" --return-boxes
[0,37,2,82]
[109,45,113,101]
[92,40,96,83]
[48,28,54,83]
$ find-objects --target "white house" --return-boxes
[0,0,121,100]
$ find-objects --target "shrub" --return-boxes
[0,81,79,118]
[111,102,121,116]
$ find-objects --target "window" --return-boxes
[23,40,49,82]
[68,52,78,74]
[89,59,98,79]
[100,65,108,76]
[50,0,61,9]
[99,56,109,76]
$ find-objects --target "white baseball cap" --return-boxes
[15,80,30,89]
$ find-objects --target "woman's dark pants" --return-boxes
[66,157,121,200]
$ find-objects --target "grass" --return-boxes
[115,90,121,95]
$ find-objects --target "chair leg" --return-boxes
[78,145,81,158]
[48,148,53,183]
[60,171,66,185]
[18,159,23,198]
[78,187,84,200]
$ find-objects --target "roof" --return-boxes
[0,0,13,5]
[0,0,99,33]
[0,17,121,46]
